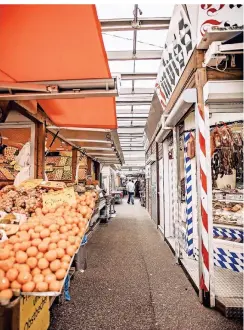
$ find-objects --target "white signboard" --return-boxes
[197,4,243,46]
[155,5,196,112]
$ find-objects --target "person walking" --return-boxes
[126,179,135,205]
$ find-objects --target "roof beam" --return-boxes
[117,116,148,120]
[100,17,170,31]
[120,73,157,80]
[119,87,154,95]
[107,50,162,61]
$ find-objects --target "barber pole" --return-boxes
[184,132,193,257]
[195,103,215,307]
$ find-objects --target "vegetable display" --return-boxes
[0,188,98,305]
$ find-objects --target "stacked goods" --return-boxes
[0,190,97,304]
[0,185,46,215]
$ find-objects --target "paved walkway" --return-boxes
[50,199,242,330]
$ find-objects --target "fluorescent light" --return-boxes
[47,126,110,132]
[1,136,8,140]
[67,139,111,143]
[87,153,116,156]
[83,147,113,151]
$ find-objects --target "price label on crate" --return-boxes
[19,296,50,330]
[42,187,76,209]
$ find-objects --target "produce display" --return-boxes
[0,185,46,215]
[0,188,98,305]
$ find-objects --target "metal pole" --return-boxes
[195,101,215,307]
[195,65,215,307]
[173,127,181,262]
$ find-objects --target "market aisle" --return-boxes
[49,199,242,330]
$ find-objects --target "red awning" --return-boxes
[0,5,117,129]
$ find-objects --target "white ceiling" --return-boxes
[96,4,174,170]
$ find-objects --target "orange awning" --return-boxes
[0,5,117,129]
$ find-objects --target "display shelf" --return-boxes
[213,199,244,203]
[213,223,244,231]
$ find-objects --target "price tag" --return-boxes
[42,187,76,209]
[19,296,50,330]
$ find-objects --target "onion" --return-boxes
[33,274,44,284]
[17,272,32,285]
[56,248,65,259]
[0,259,14,272]
[34,225,44,233]
[27,246,38,258]
[38,258,49,270]
[45,273,56,284]
[43,237,51,244]
[57,240,67,249]
[27,257,38,269]
[50,234,59,243]
[61,255,71,263]
[66,246,75,257]
[45,250,57,262]
[19,241,31,252]
[9,235,20,245]
[31,232,40,239]
[49,280,61,292]
[36,252,44,260]
[38,242,48,253]
[36,282,48,292]
[31,238,42,247]
[49,224,58,232]
[15,251,27,264]
[20,223,29,231]
[0,289,13,301]
[18,264,30,273]
[50,260,61,272]
[55,268,66,280]
[6,268,18,282]
[48,243,57,250]
[61,261,69,270]
[31,267,41,276]
[60,226,68,234]
[0,276,9,290]
[42,268,52,276]
[11,280,21,290]
[0,248,10,260]
[40,229,50,239]
[22,281,36,292]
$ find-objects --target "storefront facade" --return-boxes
[145,4,243,315]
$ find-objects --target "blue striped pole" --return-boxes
[184,132,194,257]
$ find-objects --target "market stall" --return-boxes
[0,4,124,329]
[145,3,243,317]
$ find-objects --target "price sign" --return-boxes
[19,296,49,330]
[42,187,76,209]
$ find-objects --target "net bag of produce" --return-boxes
[14,142,31,187]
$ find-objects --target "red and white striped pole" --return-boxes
[195,103,215,307]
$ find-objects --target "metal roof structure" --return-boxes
[96,4,174,173]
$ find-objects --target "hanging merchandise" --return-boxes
[13,142,31,187]
[187,133,195,159]
[211,123,243,186]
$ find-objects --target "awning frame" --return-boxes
[0,78,119,101]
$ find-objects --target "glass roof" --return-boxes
[96,4,174,168]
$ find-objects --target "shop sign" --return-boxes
[145,165,151,179]
[19,296,49,330]
[42,186,76,209]
[197,4,243,46]
[155,5,196,112]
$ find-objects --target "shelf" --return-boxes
[213,223,244,231]
[213,199,244,203]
